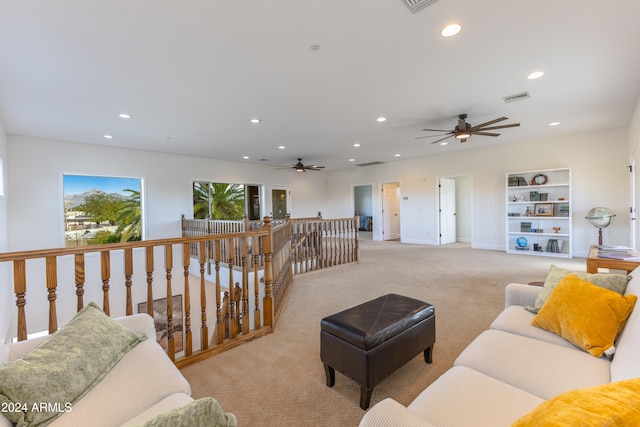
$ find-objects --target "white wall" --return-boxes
[325,127,630,256]
[0,122,10,343]
[7,135,328,251]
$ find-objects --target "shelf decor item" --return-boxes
[531,174,548,185]
[516,236,528,250]
[534,203,553,216]
[586,207,616,245]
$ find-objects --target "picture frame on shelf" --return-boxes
[534,203,553,216]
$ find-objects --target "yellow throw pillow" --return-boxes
[512,378,640,426]
[531,274,637,357]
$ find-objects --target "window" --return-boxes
[193,182,262,220]
[63,174,144,247]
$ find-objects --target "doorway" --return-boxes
[382,182,401,241]
[437,175,472,246]
[439,178,456,245]
[269,186,290,220]
[354,184,373,238]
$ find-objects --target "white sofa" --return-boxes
[360,266,640,427]
[0,312,194,427]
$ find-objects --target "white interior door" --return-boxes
[439,178,456,245]
[382,182,400,240]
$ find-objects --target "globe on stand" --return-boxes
[585,207,616,245]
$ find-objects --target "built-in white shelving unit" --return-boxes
[506,168,572,258]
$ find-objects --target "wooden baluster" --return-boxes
[241,237,249,334]
[253,236,261,329]
[215,240,224,344]
[262,217,274,327]
[14,260,27,341]
[46,256,58,333]
[74,253,85,311]
[145,246,154,316]
[165,244,175,361]
[124,248,133,315]
[198,241,208,350]
[222,291,230,338]
[182,243,192,356]
[101,251,110,315]
[227,238,236,339]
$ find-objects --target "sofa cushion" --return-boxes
[512,378,640,426]
[0,343,8,364]
[531,275,637,358]
[121,394,194,426]
[49,339,192,427]
[0,302,146,427]
[611,270,640,382]
[490,306,577,350]
[525,264,630,313]
[132,397,236,427]
[454,330,611,400]
[406,366,543,427]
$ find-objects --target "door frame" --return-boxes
[435,174,473,246]
[381,182,401,241]
[268,185,291,220]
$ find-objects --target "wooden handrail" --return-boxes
[2,214,359,368]
[1,221,275,369]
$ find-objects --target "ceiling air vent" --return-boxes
[356,161,386,167]
[402,0,439,13]
[502,91,531,104]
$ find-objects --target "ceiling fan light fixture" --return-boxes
[455,132,471,139]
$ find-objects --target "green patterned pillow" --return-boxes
[135,397,237,427]
[525,264,631,314]
[0,302,146,426]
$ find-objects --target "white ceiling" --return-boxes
[1,0,639,171]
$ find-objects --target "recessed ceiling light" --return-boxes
[250,118,261,124]
[394,154,401,157]
[278,145,286,150]
[527,71,545,80]
[103,134,113,139]
[440,141,448,146]
[349,158,355,162]
[441,24,462,37]
[549,122,560,126]
[119,113,131,119]
[243,156,249,159]
[376,116,387,123]
[353,143,361,147]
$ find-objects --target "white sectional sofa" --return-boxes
[0,303,235,427]
[360,266,640,426]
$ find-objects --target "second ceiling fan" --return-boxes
[417,114,520,144]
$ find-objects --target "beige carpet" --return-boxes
[181,240,585,426]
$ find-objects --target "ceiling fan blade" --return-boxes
[468,117,508,130]
[421,128,454,132]
[471,131,501,137]
[430,134,455,144]
[415,132,453,140]
[475,123,520,131]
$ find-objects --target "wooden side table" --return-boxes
[586,245,640,274]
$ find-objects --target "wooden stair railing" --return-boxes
[0,217,277,369]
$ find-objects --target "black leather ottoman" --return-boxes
[320,293,435,409]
